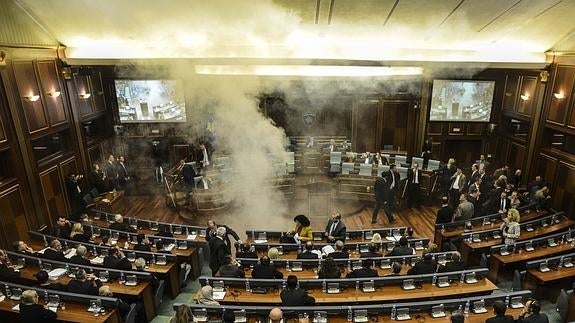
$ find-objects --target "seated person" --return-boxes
[103,246,132,271]
[385,262,402,276]
[69,244,91,266]
[12,240,36,255]
[386,237,415,256]
[486,300,515,323]
[327,240,349,259]
[43,239,70,262]
[109,214,136,233]
[135,257,159,289]
[360,243,382,258]
[133,233,151,252]
[157,225,174,238]
[517,299,549,323]
[346,259,378,278]
[98,286,132,320]
[0,249,20,281]
[50,216,71,239]
[236,243,257,259]
[268,247,281,260]
[217,255,245,278]
[67,268,102,295]
[19,290,57,322]
[198,285,220,305]
[99,235,112,247]
[437,252,465,273]
[35,270,66,291]
[252,256,283,279]
[70,223,90,243]
[285,215,313,243]
[155,240,174,254]
[317,257,341,279]
[297,241,319,259]
[407,252,436,275]
[280,275,315,306]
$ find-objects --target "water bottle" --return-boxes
[460,271,465,283]
[120,272,125,283]
[559,257,564,268]
[286,260,291,271]
[4,285,11,298]
[245,280,251,292]
[43,235,49,247]
[63,240,68,250]
[432,274,437,286]
[93,246,98,257]
[44,290,49,304]
[65,263,70,274]
[347,260,352,272]
[281,280,286,290]
[152,254,156,264]
[355,280,360,291]
[124,241,129,249]
[458,305,463,313]
[402,257,406,265]
[464,300,470,314]
[322,280,327,293]
[296,281,300,289]
[391,305,397,320]
[441,225,445,233]
[205,278,210,287]
[347,306,353,322]
[170,224,173,233]
[504,295,510,307]
[356,244,360,254]
[38,259,43,270]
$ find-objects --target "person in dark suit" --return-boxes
[435,197,453,225]
[109,214,136,233]
[104,155,119,190]
[66,173,86,218]
[486,300,515,323]
[209,227,230,276]
[360,243,382,258]
[387,237,414,256]
[478,167,492,204]
[467,189,484,218]
[297,241,319,259]
[50,216,72,239]
[371,173,393,224]
[407,162,422,209]
[205,220,241,255]
[490,191,511,215]
[35,270,66,291]
[280,275,315,306]
[449,168,467,208]
[437,252,465,272]
[19,290,57,322]
[252,256,283,279]
[385,262,402,276]
[116,156,130,189]
[327,240,349,259]
[217,255,245,278]
[469,163,480,184]
[324,212,346,243]
[421,137,433,165]
[69,245,91,266]
[407,252,436,275]
[90,163,107,194]
[516,300,549,323]
[43,239,68,262]
[67,268,102,295]
[103,246,132,271]
[133,233,151,252]
[235,243,257,259]
[0,249,20,281]
[346,259,378,278]
[317,257,341,279]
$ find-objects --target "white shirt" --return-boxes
[390,173,395,189]
[414,170,419,183]
[202,148,210,166]
[329,222,338,236]
[453,174,461,189]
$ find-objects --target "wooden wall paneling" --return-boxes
[431,142,442,160]
[502,74,519,112]
[0,108,6,145]
[381,101,409,151]
[87,144,104,167]
[426,122,443,136]
[443,139,482,166]
[448,122,465,135]
[536,153,558,187]
[59,156,78,216]
[554,162,575,217]
[509,142,526,171]
[11,61,49,134]
[466,123,483,135]
[353,100,378,152]
[496,139,510,166]
[36,60,67,127]
[73,73,93,117]
[0,185,31,247]
[517,76,538,117]
[569,91,575,129]
[39,165,67,226]
[90,72,106,113]
[547,65,575,125]
[173,144,191,162]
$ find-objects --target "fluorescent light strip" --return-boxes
[194,65,423,77]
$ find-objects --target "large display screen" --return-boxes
[430,80,495,122]
[115,80,186,123]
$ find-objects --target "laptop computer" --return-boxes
[193,309,208,322]
[492,231,501,239]
[525,224,534,232]
[482,218,491,226]
[125,275,138,286]
[212,281,226,300]
[15,258,25,270]
[362,281,375,292]
[524,242,534,252]
[431,305,446,318]
[291,262,303,272]
[539,261,550,273]
[352,261,362,271]
[156,255,167,265]
[353,309,368,323]
[234,310,247,323]
[327,282,340,294]
[437,276,450,287]
[276,246,284,255]
[436,254,447,265]
[396,308,410,321]
[472,300,487,314]
[510,296,525,309]
[313,232,323,241]
[173,226,183,235]
[257,232,267,241]
[9,288,22,301]
[402,279,415,290]
[127,252,137,262]
[359,245,369,253]
[465,272,478,284]
[150,222,159,231]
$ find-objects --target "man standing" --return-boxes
[435,196,453,225]
[205,220,241,254]
[454,193,474,222]
[386,164,400,219]
[324,212,346,243]
[66,173,85,218]
[199,143,210,169]
[371,173,391,224]
[209,227,229,276]
[470,163,480,183]
[407,162,422,209]
[116,156,130,189]
[449,168,467,207]
[104,155,119,190]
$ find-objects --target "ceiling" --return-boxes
[5,0,575,64]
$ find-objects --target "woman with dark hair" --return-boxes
[317,257,341,279]
[289,214,312,242]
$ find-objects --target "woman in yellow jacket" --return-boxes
[289,214,313,242]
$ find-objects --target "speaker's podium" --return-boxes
[307,180,331,219]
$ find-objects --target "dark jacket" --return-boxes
[109,222,136,233]
[387,246,414,257]
[103,255,132,271]
[0,263,20,281]
[69,255,91,266]
[67,278,102,295]
[516,313,549,323]
[485,315,515,323]
[50,224,71,239]
[218,264,245,278]
[208,237,229,274]
[436,206,453,224]
[297,251,319,260]
[407,261,436,275]
[437,261,465,273]
[346,268,378,278]
[327,251,349,259]
[374,176,390,201]
[236,251,258,259]
[280,288,316,306]
[205,224,240,254]
[133,244,151,252]
[251,264,283,279]
[43,248,67,262]
[38,282,67,292]
[324,220,347,242]
[318,268,341,279]
[19,303,57,322]
[360,251,382,258]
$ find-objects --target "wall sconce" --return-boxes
[554,92,566,99]
[23,94,40,102]
[79,93,91,99]
[46,91,61,98]
[504,92,513,97]
[520,94,530,101]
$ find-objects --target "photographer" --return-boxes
[66,172,86,219]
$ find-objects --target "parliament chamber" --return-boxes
[3,1,575,322]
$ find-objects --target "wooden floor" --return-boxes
[124,194,439,240]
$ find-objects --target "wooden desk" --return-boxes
[17,265,155,321]
[461,219,575,264]
[93,191,125,215]
[214,279,497,305]
[244,264,411,279]
[489,242,575,282]
[254,249,424,260]
[0,298,120,323]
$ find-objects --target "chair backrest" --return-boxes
[556,289,569,323]
[397,167,408,180]
[285,152,295,164]
[342,163,355,175]
[480,253,490,267]
[330,152,342,163]
[395,155,407,166]
[83,194,93,205]
[511,270,524,291]
[155,280,166,311]
[427,160,441,171]
[124,303,138,323]
[377,165,390,177]
[412,157,424,168]
[359,164,372,176]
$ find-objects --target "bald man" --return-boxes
[269,308,283,323]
